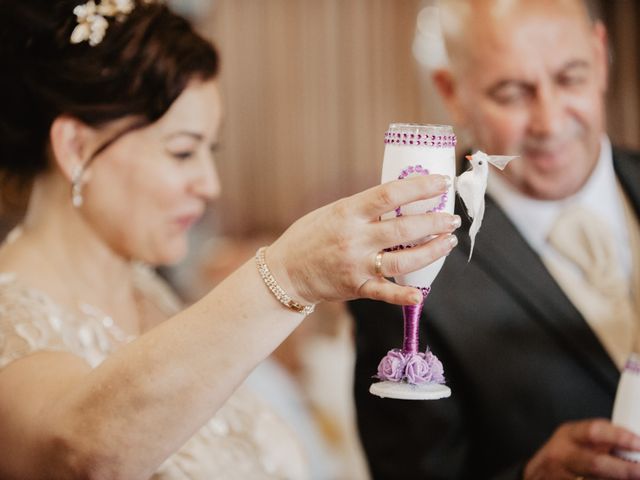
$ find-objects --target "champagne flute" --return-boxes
[370,123,456,400]
[612,353,640,462]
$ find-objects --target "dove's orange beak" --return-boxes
[465,155,473,161]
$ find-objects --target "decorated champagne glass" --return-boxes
[370,123,456,400]
[612,353,640,462]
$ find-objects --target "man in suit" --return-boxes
[350,0,640,478]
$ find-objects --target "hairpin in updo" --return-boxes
[70,0,159,46]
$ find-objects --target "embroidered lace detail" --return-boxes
[0,272,126,369]
[0,268,307,479]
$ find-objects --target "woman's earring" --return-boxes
[71,165,84,208]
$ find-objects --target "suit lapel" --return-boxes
[462,196,619,391]
[614,150,640,217]
[614,150,640,351]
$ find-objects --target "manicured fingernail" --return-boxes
[443,176,452,189]
[410,292,423,304]
[448,234,458,247]
[451,215,461,229]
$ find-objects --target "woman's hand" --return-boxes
[267,174,459,306]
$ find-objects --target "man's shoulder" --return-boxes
[612,147,640,208]
[612,147,640,163]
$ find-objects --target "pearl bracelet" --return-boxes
[255,246,316,316]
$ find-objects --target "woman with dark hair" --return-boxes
[0,0,460,478]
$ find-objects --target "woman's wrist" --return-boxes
[255,246,317,315]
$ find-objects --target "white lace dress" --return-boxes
[0,266,309,479]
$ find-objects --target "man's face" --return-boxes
[437,2,608,200]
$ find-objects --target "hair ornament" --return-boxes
[70,0,158,46]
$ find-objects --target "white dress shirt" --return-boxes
[486,137,638,368]
[487,136,632,282]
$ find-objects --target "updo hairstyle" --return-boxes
[0,0,219,205]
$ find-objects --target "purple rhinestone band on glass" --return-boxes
[397,164,428,179]
[624,357,640,375]
[415,286,431,297]
[383,165,448,252]
[394,165,448,217]
[384,131,457,148]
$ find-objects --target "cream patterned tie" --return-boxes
[546,206,637,369]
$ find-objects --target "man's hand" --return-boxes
[524,419,640,480]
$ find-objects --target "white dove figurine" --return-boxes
[455,151,518,260]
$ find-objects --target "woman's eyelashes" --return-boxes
[169,150,196,161]
[166,138,219,162]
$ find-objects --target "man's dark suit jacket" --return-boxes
[349,150,640,480]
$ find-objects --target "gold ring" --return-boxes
[575,476,585,480]
[374,251,384,277]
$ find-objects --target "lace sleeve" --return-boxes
[0,275,78,370]
[0,266,179,372]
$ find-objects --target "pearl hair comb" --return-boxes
[70,0,158,46]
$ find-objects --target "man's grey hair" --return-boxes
[414,0,604,71]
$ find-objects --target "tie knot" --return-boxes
[548,206,624,295]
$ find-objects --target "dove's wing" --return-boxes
[487,155,518,170]
[467,197,485,261]
[455,170,478,218]
[456,166,489,262]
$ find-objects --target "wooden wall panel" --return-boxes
[202,0,424,236]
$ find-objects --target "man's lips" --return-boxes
[522,143,573,171]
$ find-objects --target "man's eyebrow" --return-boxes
[485,79,530,97]
[560,59,590,70]
[556,59,590,74]
[484,59,591,96]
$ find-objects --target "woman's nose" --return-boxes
[192,155,221,201]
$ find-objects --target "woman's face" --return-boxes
[83,79,223,265]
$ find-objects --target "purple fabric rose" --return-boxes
[375,348,446,385]
[425,350,445,384]
[404,352,430,384]
[376,349,407,382]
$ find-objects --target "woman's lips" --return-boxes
[174,213,201,230]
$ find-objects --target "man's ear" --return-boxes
[49,116,93,182]
[432,68,466,127]
[592,20,609,93]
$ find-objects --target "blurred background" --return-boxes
[2,1,639,478]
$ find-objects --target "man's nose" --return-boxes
[529,85,564,137]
